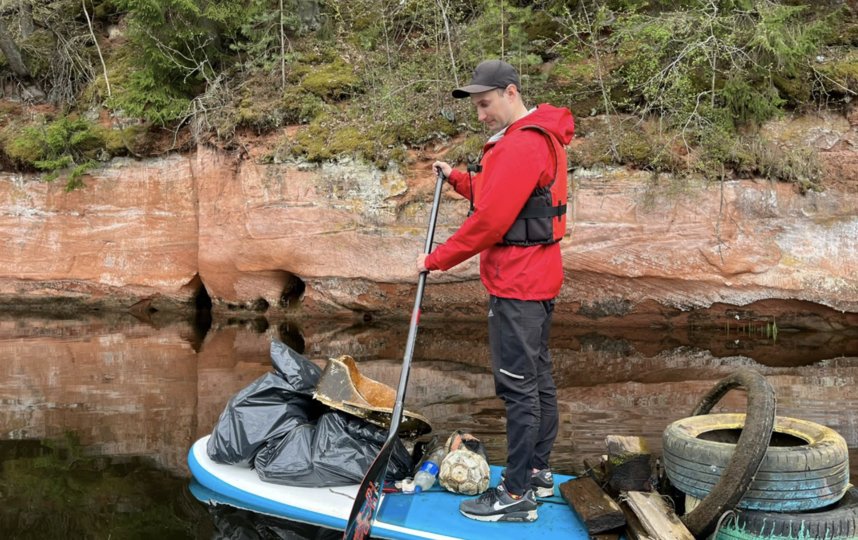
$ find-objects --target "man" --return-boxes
[416,59,574,522]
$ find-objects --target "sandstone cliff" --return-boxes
[1,113,857,325]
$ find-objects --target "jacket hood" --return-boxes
[508,104,574,145]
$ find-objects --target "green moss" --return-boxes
[19,29,55,79]
[773,73,812,105]
[329,125,365,155]
[445,134,485,166]
[300,60,361,101]
[0,116,116,190]
[3,126,45,165]
[281,107,408,168]
[816,50,858,95]
[615,128,654,167]
[96,127,127,155]
[281,87,325,124]
[291,116,334,162]
[392,114,458,146]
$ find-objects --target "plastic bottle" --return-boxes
[413,447,446,493]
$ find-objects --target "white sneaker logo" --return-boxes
[492,499,517,511]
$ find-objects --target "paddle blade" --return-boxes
[343,439,394,540]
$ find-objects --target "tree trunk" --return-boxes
[0,18,30,77]
[19,1,34,38]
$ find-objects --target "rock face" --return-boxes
[0,156,199,312]
[1,114,857,321]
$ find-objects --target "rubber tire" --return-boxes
[665,414,850,511]
[713,486,858,539]
[669,368,776,539]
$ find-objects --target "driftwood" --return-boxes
[559,477,626,534]
[622,491,694,540]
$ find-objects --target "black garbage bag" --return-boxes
[207,341,325,465]
[269,340,323,396]
[254,410,413,487]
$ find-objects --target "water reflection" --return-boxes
[0,313,857,538]
[0,437,211,538]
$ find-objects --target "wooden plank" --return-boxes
[620,502,654,540]
[559,477,625,534]
[623,491,694,540]
[606,435,653,492]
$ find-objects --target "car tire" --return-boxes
[713,486,858,539]
[668,368,776,538]
[665,414,850,512]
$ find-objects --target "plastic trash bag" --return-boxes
[206,341,325,465]
[254,410,413,487]
[269,340,323,396]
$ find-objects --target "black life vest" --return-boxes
[500,125,568,246]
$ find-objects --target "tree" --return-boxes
[0,17,30,77]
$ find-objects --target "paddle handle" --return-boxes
[387,172,444,434]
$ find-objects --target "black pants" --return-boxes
[488,295,558,496]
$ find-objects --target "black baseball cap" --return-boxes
[452,60,520,99]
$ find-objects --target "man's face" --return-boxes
[470,86,514,132]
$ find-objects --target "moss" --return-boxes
[773,73,812,105]
[95,126,128,155]
[392,114,457,146]
[614,124,683,172]
[300,60,361,101]
[615,128,654,167]
[716,136,824,191]
[816,49,858,95]
[3,125,45,165]
[282,107,408,168]
[0,116,116,190]
[291,116,335,162]
[281,87,325,124]
[329,125,366,155]
[445,134,485,166]
[18,29,55,79]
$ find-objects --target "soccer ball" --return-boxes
[439,448,490,495]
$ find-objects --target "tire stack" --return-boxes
[661,369,856,539]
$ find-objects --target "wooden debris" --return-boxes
[583,456,607,484]
[620,502,654,540]
[622,491,694,540]
[606,435,653,492]
[559,477,626,534]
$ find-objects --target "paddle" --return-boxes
[343,171,445,540]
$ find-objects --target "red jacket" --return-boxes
[425,104,574,300]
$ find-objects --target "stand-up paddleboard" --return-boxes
[188,436,592,539]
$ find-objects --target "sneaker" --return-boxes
[459,482,538,522]
[501,468,555,498]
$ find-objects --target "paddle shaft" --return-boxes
[343,172,445,540]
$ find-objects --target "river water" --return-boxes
[1,312,857,538]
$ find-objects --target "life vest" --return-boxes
[500,125,568,246]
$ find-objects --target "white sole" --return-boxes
[460,509,538,522]
[534,486,554,498]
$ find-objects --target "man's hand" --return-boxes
[432,161,452,179]
[416,253,429,274]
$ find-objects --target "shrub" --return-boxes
[1,116,128,191]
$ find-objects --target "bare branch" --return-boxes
[82,0,110,97]
[436,0,458,86]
